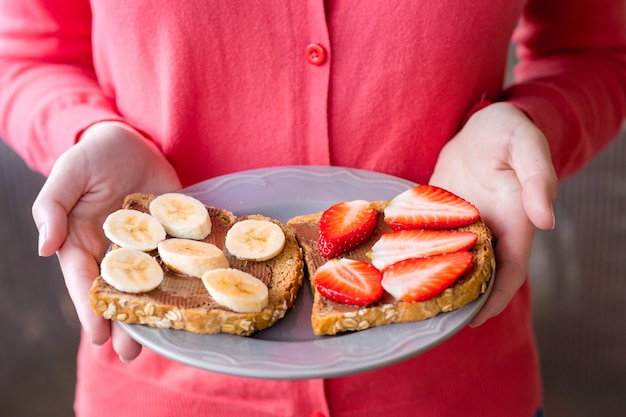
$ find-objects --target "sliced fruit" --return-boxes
[225,219,286,261]
[318,200,377,258]
[313,258,383,306]
[103,209,166,251]
[201,268,269,313]
[158,238,229,278]
[384,185,479,230]
[369,229,478,270]
[149,193,212,240]
[381,251,474,302]
[100,248,164,293]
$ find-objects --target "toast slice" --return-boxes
[287,201,495,336]
[89,193,304,336]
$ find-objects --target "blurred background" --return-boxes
[529,126,626,415]
[1,126,625,416]
[0,139,80,415]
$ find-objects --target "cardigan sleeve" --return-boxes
[502,0,626,179]
[0,0,124,175]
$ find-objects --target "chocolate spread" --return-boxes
[127,208,274,311]
[289,212,399,312]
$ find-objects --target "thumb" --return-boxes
[520,172,557,231]
[32,155,88,256]
[509,123,558,231]
[32,191,71,256]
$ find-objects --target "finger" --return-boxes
[111,322,143,362]
[32,180,73,256]
[32,158,88,256]
[469,256,527,327]
[521,173,557,230]
[509,125,559,231]
[32,199,68,256]
[57,244,112,345]
[469,217,535,327]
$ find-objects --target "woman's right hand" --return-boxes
[32,121,181,362]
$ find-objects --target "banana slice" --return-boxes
[225,219,286,261]
[100,248,164,293]
[201,268,269,313]
[103,209,166,251]
[149,193,212,240]
[158,238,229,278]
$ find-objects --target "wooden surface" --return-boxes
[1,129,625,416]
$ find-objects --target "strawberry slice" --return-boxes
[318,200,377,258]
[369,229,478,270]
[384,185,480,230]
[381,251,474,302]
[314,258,383,306]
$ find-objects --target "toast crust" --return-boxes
[287,201,495,336]
[89,193,304,336]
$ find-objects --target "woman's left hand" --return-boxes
[429,102,558,326]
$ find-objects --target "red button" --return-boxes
[309,413,326,417]
[305,43,327,66]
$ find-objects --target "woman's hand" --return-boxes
[429,102,558,326]
[32,121,181,361]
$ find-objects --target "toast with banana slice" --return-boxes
[287,185,495,336]
[89,192,304,336]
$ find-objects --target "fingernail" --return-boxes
[119,355,135,364]
[549,201,556,230]
[38,224,47,256]
[89,335,105,346]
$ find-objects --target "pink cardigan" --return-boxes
[1,1,625,416]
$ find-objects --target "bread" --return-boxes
[287,201,495,336]
[89,193,304,336]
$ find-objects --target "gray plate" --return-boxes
[121,166,493,379]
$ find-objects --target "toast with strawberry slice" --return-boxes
[287,185,495,336]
